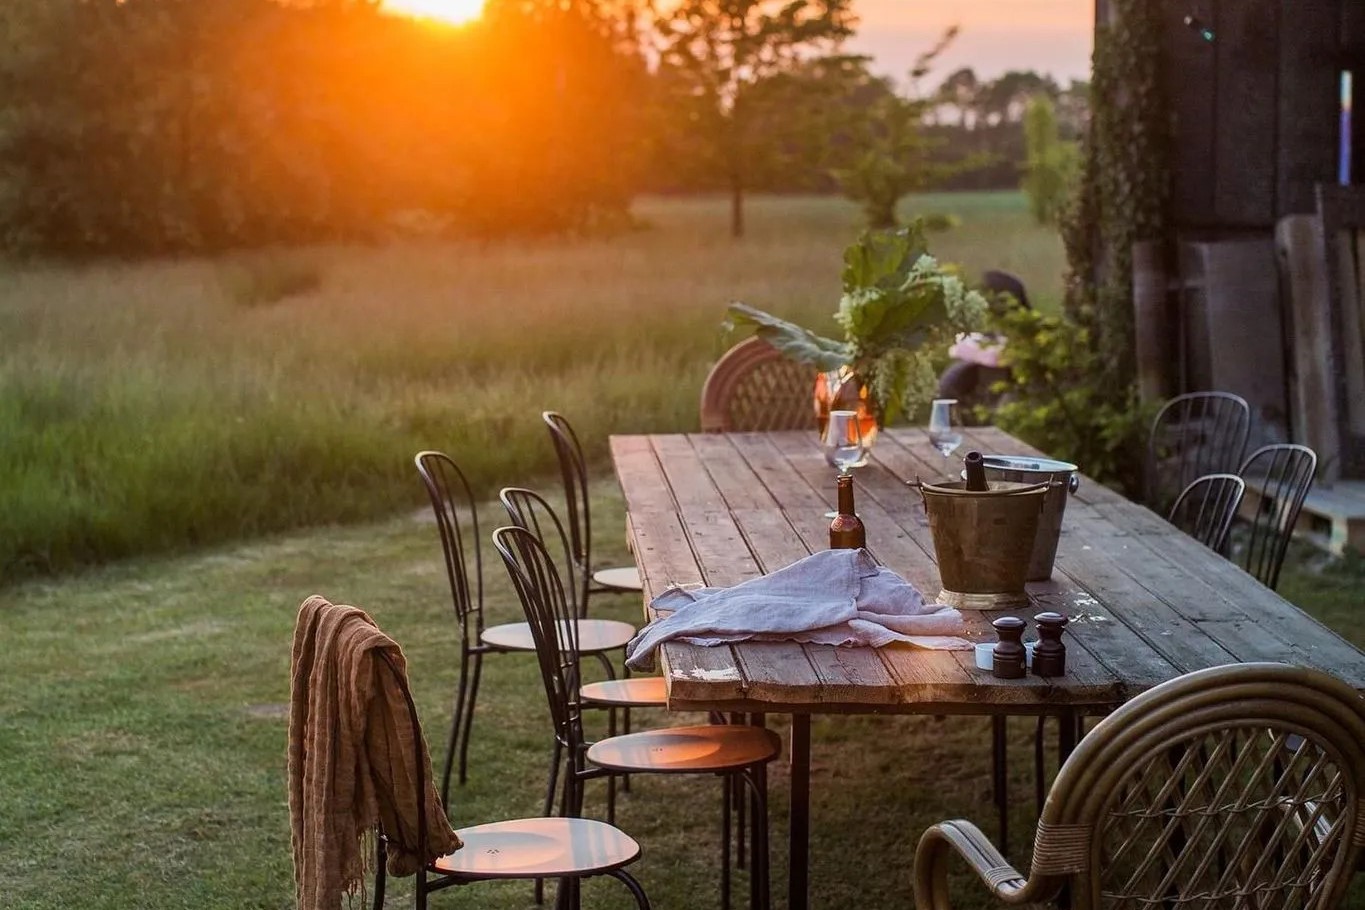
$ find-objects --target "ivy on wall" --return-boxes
[1061,0,1170,388]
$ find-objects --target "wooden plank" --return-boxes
[608,435,677,513]
[1089,500,1365,681]
[1275,0,1340,217]
[649,435,729,518]
[1275,215,1342,483]
[626,510,702,608]
[686,433,780,510]
[1212,0,1278,226]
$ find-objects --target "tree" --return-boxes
[1021,95,1079,226]
[652,0,855,238]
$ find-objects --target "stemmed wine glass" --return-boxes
[821,410,866,517]
[927,398,963,459]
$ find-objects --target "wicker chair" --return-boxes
[1166,473,1246,553]
[915,663,1365,910]
[1234,443,1318,590]
[699,336,815,433]
[1145,391,1251,514]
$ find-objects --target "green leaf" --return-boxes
[724,302,850,371]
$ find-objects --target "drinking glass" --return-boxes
[822,409,866,475]
[927,398,963,458]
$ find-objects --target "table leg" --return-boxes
[789,713,810,910]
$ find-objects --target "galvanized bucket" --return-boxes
[915,479,1050,609]
[977,455,1079,581]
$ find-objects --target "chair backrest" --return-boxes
[542,411,595,607]
[492,525,584,756]
[1145,391,1251,513]
[1165,473,1246,553]
[500,486,585,618]
[699,335,815,433]
[1027,663,1365,910]
[1235,443,1318,590]
[414,451,482,638]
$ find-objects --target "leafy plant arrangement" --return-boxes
[726,222,987,425]
[985,305,1156,498]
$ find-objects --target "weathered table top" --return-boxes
[609,426,1365,715]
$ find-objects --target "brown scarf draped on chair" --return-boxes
[288,594,462,910]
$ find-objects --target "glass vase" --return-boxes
[813,367,879,462]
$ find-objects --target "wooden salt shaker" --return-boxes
[991,616,1027,679]
[1033,611,1069,677]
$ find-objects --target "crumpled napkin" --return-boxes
[625,548,971,672]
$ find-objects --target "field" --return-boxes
[0,192,1062,583]
[3,193,1362,909]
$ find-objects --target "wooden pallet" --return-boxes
[1242,477,1365,556]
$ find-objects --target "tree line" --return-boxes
[0,0,1085,256]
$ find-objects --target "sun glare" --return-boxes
[384,0,484,26]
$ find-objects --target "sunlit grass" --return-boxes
[0,192,1064,583]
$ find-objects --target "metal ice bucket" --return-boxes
[975,455,1079,581]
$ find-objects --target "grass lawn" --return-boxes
[0,192,1061,584]
[3,192,1363,908]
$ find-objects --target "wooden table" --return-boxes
[609,426,1365,910]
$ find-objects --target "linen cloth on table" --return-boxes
[625,548,971,672]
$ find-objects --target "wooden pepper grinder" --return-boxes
[991,616,1027,679]
[1033,611,1069,677]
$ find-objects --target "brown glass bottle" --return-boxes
[963,450,989,491]
[829,474,866,549]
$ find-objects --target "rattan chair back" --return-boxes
[699,336,815,433]
[1166,473,1246,553]
[415,451,483,637]
[1145,391,1251,513]
[915,664,1365,910]
[1235,443,1318,590]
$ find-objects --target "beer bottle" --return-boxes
[829,474,866,549]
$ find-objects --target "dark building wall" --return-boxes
[1147,0,1350,234]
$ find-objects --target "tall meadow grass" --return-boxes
[0,193,1064,582]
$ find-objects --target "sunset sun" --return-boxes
[384,0,484,26]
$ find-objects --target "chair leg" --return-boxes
[536,738,564,906]
[442,653,473,806]
[738,766,770,910]
[372,835,387,910]
[459,650,485,789]
[1034,716,1047,818]
[991,715,1008,849]
[721,772,732,910]
[606,868,653,910]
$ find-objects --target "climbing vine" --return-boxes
[1061,0,1170,387]
[988,0,1170,495]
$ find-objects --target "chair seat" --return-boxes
[481,619,635,654]
[581,675,667,707]
[592,566,642,592]
[587,723,781,774]
[434,816,641,879]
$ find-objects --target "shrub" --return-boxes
[986,305,1154,497]
[220,253,322,308]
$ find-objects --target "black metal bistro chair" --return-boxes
[1234,443,1318,590]
[370,641,651,910]
[1166,473,1246,553]
[414,450,635,806]
[500,487,664,802]
[494,524,781,910]
[1145,391,1251,514]
[543,411,644,606]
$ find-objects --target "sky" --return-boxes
[848,0,1094,89]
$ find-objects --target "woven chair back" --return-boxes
[699,336,815,433]
[1033,663,1365,910]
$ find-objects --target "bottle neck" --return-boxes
[837,475,855,514]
